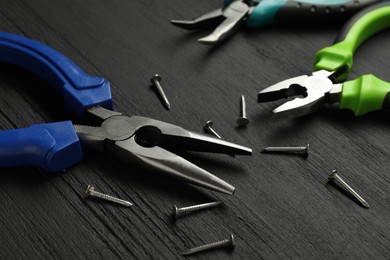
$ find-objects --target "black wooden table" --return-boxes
[1,1,390,259]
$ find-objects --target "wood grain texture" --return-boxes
[0,0,390,259]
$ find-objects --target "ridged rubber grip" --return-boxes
[340,75,390,116]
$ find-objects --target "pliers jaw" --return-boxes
[75,107,252,195]
[258,70,342,118]
[171,1,251,45]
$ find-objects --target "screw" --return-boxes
[85,185,132,207]
[328,170,369,208]
[182,234,235,256]
[203,120,222,139]
[261,143,310,156]
[237,94,249,127]
[173,201,221,219]
[150,74,171,110]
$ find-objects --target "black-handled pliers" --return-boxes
[171,0,385,45]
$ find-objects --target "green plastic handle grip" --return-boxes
[340,75,390,116]
[314,2,390,81]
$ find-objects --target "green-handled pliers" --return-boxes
[257,2,390,118]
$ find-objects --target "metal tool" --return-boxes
[173,201,221,219]
[262,143,309,156]
[328,170,369,208]
[258,2,390,118]
[85,185,133,207]
[203,120,222,139]
[182,234,235,256]
[171,0,384,45]
[150,74,171,110]
[237,94,249,127]
[0,32,252,195]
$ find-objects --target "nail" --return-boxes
[85,185,132,207]
[328,170,369,208]
[203,120,222,139]
[150,74,171,110]
[262,143,309,156]
[173,201,221,219]
[182,234,235,256]
[237,94,249,127]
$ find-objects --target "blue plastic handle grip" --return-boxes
[0,32,113,119]
[0,121,82,172]
[224,0,382,28]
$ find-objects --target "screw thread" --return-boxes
[183,239,231,255]
[262,146,307,153]
[90,191,132,207]
[176,201,221,217]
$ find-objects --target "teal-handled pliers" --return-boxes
[258,2,390,118]
[171,0,386,45]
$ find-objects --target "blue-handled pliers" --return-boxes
[171,0,386,45]
[0,32,252,195]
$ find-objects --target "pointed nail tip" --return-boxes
[362,202,370,208]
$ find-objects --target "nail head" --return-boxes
[150,74,162,84]
[85,185,94,196]
[329,169,338,180]
[236,117,249,126]
[203,120,213,131]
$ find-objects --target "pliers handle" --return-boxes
[224,0,384,28]
[0,32,113,171]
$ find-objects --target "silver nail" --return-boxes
[237,94,249,127]
[85,185,132,207]
[328,170,369,208]
[173,201,221,219]
[262,143,310,155]
[150,74,171,110]
[203,120,222,139]
[182,234,235,256]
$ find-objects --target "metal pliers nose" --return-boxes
[76,107,252,195]
[171,1,251,44]
[258,70,342,118]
